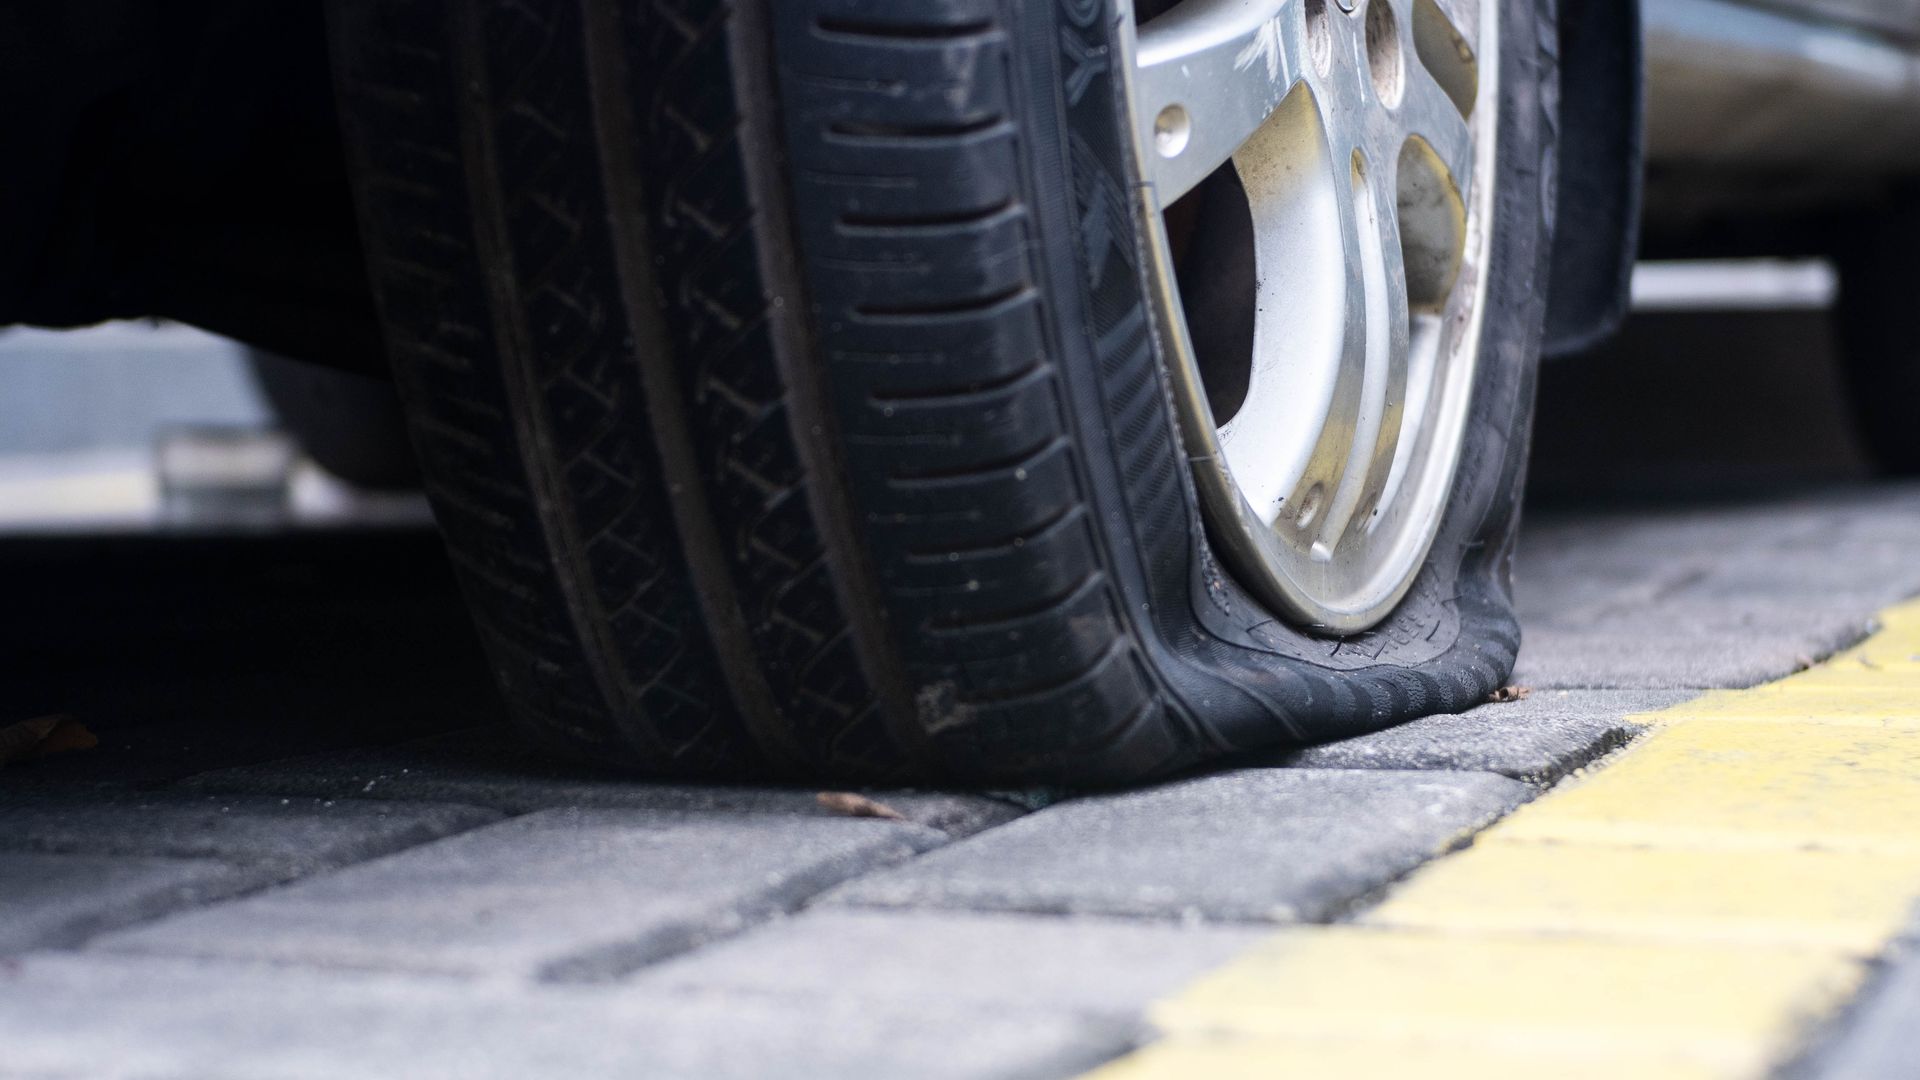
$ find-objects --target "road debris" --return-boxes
[816,791,907,821]
[0,714,96,766]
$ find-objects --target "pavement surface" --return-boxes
[4,479,1920,1078]
[5,311,1920,1078]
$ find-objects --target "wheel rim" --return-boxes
[1119,0,1499,633]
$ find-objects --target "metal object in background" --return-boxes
[1761,0,1920,40]
[1121,0,1497,631]
[0,323,430,533]
[155,427,297,528]
[1641,0,1920,478]
[1630,258,1839,311]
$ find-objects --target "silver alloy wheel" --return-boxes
[1118,0,1499,633]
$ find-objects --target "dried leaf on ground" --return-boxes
[816,791,906,821]
[35,718,98,757]
[0,714,86,766]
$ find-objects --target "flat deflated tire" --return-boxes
[330,0,1558,785]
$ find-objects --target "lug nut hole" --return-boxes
[1154,104,1192,158]
[1365,0,1404,106]
[1304,0,1333,77]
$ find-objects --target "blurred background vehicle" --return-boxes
[0,322,425,532]
[1639,0,1920,473]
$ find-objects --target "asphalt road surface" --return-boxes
[3,308,1918,1077]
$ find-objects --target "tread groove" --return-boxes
[854,283,1033,320]
[813,16,997,42]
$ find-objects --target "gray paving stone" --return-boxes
[1512,489,1897,688]
[0,792,501,878]
[1515,556,1727,621]
[1806,938,1920,1079]
[180,726,1023,837]
[1515,512,1883,691]
[1512,618,1871,690]
[636,908,1267,1018]
[1512,488,1920,694]
[0,954,1133,1080]
[0,853,244,952]
[1525,593,1885,636]
[1673,556,1920,610]
[827,769,1529,923]
[1278,690,1692,783]
[1516,516,1798,597]
[100,808,948,981]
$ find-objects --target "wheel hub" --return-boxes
[1121,0,1498,632]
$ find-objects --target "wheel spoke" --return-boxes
[1270,146,1373,550]
[1397,31,1475,195]
[1321,155,1412,546]
[1134,0,1308,206]
[1421,0,1480,67]
[1131,0,1497,629]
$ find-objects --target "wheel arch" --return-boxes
[1542,0,1644,358]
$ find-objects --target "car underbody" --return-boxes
[8,0,1918,372]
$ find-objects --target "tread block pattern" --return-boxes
[629,0,912,776]
[770,0,1184,780]
[334,0,761,776]
[476,0,750,767]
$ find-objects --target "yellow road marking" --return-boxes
[1489,721,1920,852]
[1087,599,1920,1078]
[1367,844,1920,952]
[1152,932,1858,1070]
[1098,1037,1730,1080]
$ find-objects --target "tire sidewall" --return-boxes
[1044,0,1558,760]
[1193,0,1557,666]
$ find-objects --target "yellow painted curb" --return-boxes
[1087,599,1920,1079]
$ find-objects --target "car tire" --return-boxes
[328,0,1558,785]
